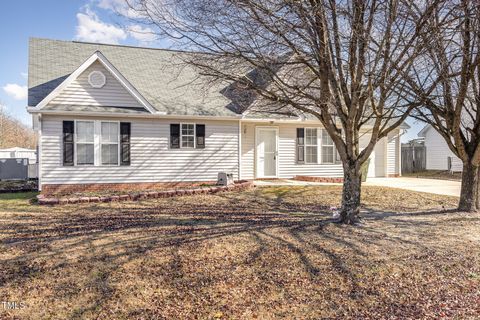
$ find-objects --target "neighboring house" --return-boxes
[27,38,406,193]
[418,124,463,172]
[0,147,37,163]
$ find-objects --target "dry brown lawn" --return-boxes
[403,170,462,181]
[0,186,479,319]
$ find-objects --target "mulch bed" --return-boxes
[37,180,252,205]
[0,180,38,193]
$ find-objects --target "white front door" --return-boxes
[256,127,278,178]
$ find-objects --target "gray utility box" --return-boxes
[0,158,29,180]
[217,172,234,186]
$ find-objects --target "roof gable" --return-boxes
[418,124,431,137]
[49,61,143,109]
[32,51,156,113]
[28,38,239,117]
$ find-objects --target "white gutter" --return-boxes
[26,107,243,121]
[28,107,386,128]
[27,108,322,124]
[37,114,42,191]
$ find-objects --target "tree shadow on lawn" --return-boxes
[1,191,465,266]
[1,191,476,318]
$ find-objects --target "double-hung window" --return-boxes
[321,129,335,164]
[69,121,125,166]
[76,121,95,165]
[305,128,318,164]
[181,123,195,148]
[101,122,119,165]
[297,127,339,164]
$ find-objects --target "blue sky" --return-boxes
[0,0,158,125]
[0,0,423,141]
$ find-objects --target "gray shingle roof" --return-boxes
[28,38,239,117]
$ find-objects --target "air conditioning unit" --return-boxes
[217,172,234,186]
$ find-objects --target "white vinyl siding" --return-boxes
[387,133,400,175]
[240,123,400,179]
[277,124,343,178]
[424,127,463,171]
[240,123,256,179]
[49,61,142,108]
[374,138,386,177]
[40,116,239,185]
[241,123,344,179]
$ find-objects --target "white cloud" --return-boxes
[21,72,28,79]
[75,6,127,44]
[128,24,156,44]
[3,84,27,100]
[96,0,142,19]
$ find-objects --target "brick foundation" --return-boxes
[387,174,400,178]
[293,176,344,183]
[41,181,216,196]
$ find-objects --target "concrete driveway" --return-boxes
[364,177,460,197]
[255,177,461,197]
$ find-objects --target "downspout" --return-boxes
[37,114,42,191]
[397,129,407,177]
[238,120,242,180]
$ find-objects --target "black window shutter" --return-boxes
[170,124,180,148]
[296,128,305,164]
[196,124,205,149]
[63,121,74,166]
[120,122,131,166]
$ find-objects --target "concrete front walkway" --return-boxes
[364,177,460,197]
[254,179,342,187]
[255,177,461,197]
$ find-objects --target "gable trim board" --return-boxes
[32,51,158,114]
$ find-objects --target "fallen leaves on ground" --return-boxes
[0,186,478,319]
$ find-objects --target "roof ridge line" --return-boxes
[30,37,202,54]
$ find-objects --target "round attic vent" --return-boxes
[88,71,106,88]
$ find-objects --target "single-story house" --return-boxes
[418,124,463,171]
[27,38,406,193]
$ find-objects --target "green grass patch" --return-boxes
[0,191,39,210]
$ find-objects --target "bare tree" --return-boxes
[0,104,37,149]
[402,0,480,211]
[126,0,438,223]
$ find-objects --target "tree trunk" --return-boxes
[458,162,479,212]
[476,168,480,210]
[340,163,362,224]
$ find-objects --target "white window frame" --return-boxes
[72,120,122,166]
[74,120,95,166]
[180,123,196,149]
[321,129,336,164]
[100,121,120,166]
[304,127,319,164]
